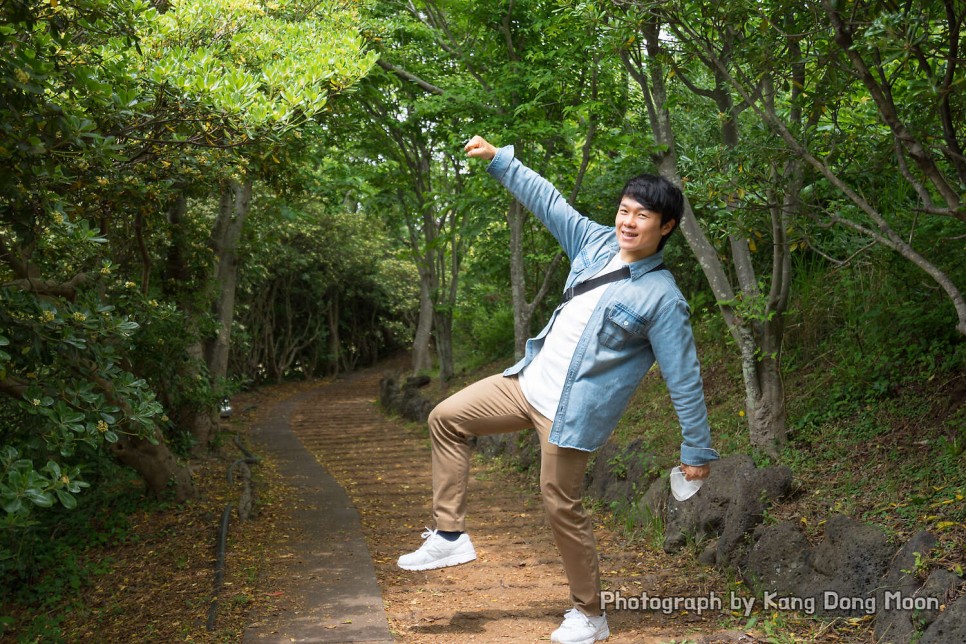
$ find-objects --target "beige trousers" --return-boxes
[428,373,601,616]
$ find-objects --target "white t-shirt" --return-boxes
[519,255,626,420]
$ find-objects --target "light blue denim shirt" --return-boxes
[489,146,719,466]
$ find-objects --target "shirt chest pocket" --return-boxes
[598,304,648,350]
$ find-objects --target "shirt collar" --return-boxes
[624,249,665,278]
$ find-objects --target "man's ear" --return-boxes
[661,219,677,236]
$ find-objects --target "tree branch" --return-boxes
[3,273,89,300]
[376,58,445,95]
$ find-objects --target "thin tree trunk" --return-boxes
[508,200,531,359]
[412,265,435,374]
[161,192,213,454]
[206,178,253,382]
[327,295,341,376]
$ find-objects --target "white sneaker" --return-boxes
[397,528,477,571]
[551,608,609,644]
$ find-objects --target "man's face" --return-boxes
[614,196,676,262]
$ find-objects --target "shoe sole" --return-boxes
[551,626,610,644]
[397,551,477,571]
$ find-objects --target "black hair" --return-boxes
[619,173,684,249]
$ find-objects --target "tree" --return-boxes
[368,0,632,364]
[232,198,418,382]
[1,0,377,518]
[670,0,966,336]
[1,0,197,506]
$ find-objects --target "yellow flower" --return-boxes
[148,299,159,307]
[14,68,29,84]
[61,475,70,485]
[72,312,87,322]
[52,213,64,225]
[125,281,136,289]
[738,410,746,417]
[97,420,109,433]
[40,310,55,322]
[32,399,41,406]
[100,266,111,275]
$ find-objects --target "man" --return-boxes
[398,135,719,644]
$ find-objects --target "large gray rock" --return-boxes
[475,430,541,473]
[809,514,895,616]
[744,515,894,617]
[378,373,434,423]
[743,521,815,597]
[660,454,792,559]
[874,531,938,643]
[920,590,966,643]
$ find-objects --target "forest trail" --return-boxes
[274,363,755,643]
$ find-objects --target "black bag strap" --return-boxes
[561,262,666,304]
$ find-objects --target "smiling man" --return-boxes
[397,136,719,644]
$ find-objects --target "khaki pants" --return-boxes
[429,373,601,616]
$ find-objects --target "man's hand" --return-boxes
[464,135,497,161]
[680,463,710,481]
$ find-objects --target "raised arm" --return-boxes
[464,136,609,261]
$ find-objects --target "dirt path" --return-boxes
[288,366,751,643]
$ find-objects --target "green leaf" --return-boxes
[3,496,23,514]
[55,489,77,510]
[24,489,54,508]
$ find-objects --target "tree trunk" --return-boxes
[623,21,793,455]
[507,201,532,360]
[327,295,341,376]
[433,308,454,382]
[411,265,435,374]
[109,432,194,501]
[205,178,253,383]
[162,193,214,453]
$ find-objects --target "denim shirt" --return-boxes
[488,146,719,466]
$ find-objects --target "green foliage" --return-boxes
[233,204,418,381]
[453,289,516,369]
[0,465,144,636]
[1,0,379,537]
[0,282,175,524]
[141,0,376,138]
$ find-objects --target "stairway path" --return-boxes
[241,364,733,643]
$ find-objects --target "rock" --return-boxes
[662,454,791,559]
[715,460,793,566]
[918,569,963,622]
[743,521,815,598]
[920,591,966,644]
[640,474,670,520]
[378,372,434,423]
[808,514,894,616]
[405,375,431,388]
[585,438,658,508]
[743,515,894,617]
[475,431,540,473]
[874,531,938,643]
